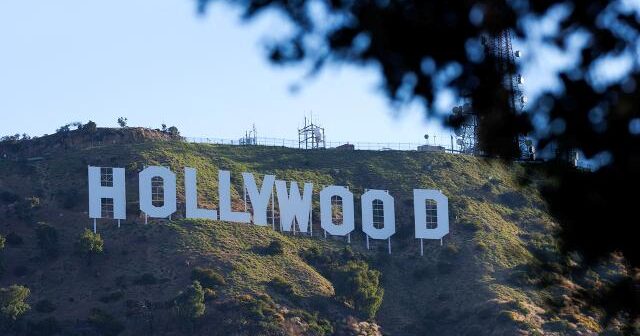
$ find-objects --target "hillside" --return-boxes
[0,128,609,335]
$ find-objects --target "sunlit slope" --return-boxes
[0,138,597,335]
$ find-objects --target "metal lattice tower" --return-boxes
[298,116,326,149]
[452,30,528,157]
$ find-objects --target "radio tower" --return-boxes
[452,30,528,157]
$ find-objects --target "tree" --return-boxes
[198,0,640,325]
[0,285,30,322]
[117,117,128,128]
[0,235,5,250]
[166,126,180,137]
[83,120,97,133]
[173,281,205,323]
[76,229,104,265]
[36,223,59,258]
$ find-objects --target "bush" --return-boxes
[0,235,4,250]
[88,308,125,336]
[270,276,294,296]
[173,281,205,322]
[332,261,384,319]
[35,299,56,313]
[83,121,97,133]
[36,223,59,258]
[0,285,31,321]
[76,229,104,264]
[191,267,226,288]
[265,240,285,255]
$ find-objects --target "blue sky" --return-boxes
[0,1,570,145]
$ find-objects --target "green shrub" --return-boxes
[0,235,4,250]
[173,281,205,322]
[34,299,56,313]
[88,308,125,336]
[290,309,333,336]
[190,267,226,288]
[0,285,31,321]
[265,240,285,255]
[36,223,59,258]
[442,244,460,259]
[332,261,384,319]
[76,229,104,264]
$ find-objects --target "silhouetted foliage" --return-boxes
[265,240,285,255]
[117,117,128,128]
[197,0,640,326]
[190,267,226,288]
[83,120,98,133]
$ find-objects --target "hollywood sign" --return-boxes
[88,166,449,254]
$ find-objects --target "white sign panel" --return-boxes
[88,166,126,219]
[319,186,355,236]
[413,189,449,239]
[361,190,395,240]
[139,166,177,218]
[87,166,451,254]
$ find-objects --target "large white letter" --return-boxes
[361,190,395,239]
[242,172,275,226]
[184,167,217,220]
[139,166,176,218]
[275,180,313,232]
[319,186,354,236]
[88,166,126,219]
[413,189,449,239]
[218,170,250,223]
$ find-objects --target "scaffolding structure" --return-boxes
[298,116,326,149]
